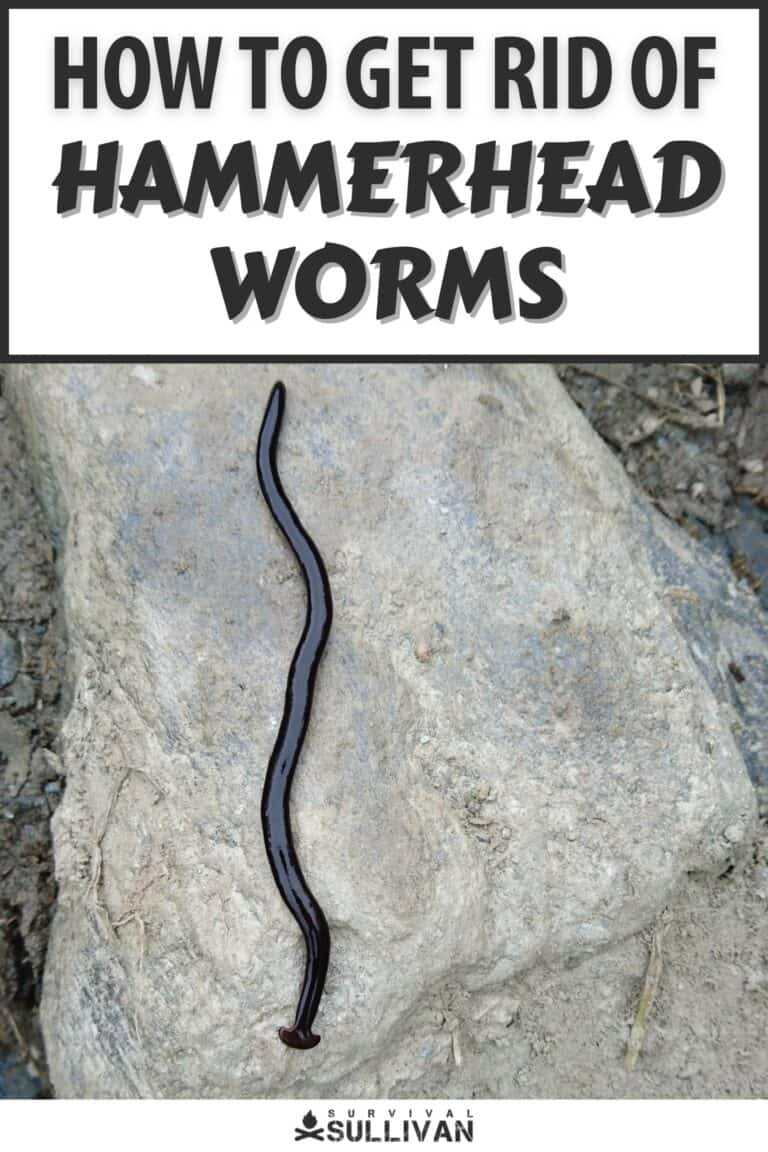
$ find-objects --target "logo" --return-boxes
[295,1111,325,1142]
[293,1107,473,1143]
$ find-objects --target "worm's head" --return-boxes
[279,1025,321,1050]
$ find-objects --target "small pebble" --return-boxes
[739,458,764,474]
[415,638,432,663]
[9,674,36,713]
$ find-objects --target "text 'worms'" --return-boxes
[256,381,333,1050]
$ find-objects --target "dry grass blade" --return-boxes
[0,999,28,1060]
[625,919,667,1072]
[716,374,726,427]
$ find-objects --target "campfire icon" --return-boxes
[294,1110,325,1141]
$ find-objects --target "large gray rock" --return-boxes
[640,510,768,807]
[7,365,756,1098]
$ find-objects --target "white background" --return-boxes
[8,8,761,356]
[2,1099,766,1149]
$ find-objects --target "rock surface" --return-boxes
[642,508,768,807]
[6,364,757,1098]
[0,630,19,687]
[0,388,64,1097]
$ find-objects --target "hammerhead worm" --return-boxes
[256,381,333,1050]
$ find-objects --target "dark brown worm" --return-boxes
[256,381,333,1050]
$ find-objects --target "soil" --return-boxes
[558,363,768,608]
[0,365,765,1098]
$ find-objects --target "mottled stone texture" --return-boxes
[7,365,755,1098]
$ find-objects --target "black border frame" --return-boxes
[1,2,764,363]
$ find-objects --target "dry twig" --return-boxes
[625,916,669,1072]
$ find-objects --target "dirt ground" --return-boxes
[0,366,765,1098]
[558,363,768,609]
